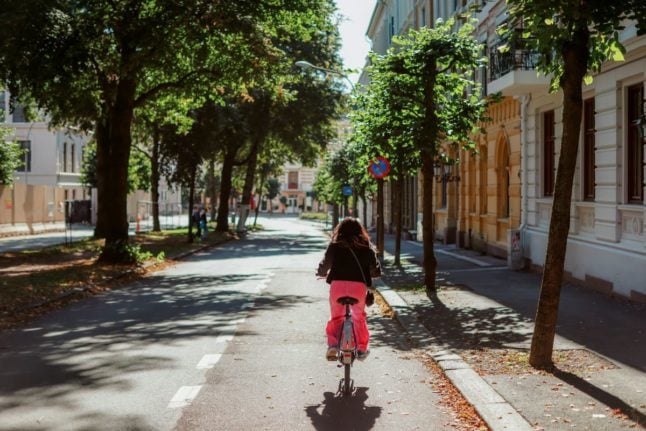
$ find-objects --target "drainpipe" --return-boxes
[519,94,531,245]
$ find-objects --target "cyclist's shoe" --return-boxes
[326,346,339,361]
[357,350,370,361]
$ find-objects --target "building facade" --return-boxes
[360,0,646,300]
[1,90,90,227]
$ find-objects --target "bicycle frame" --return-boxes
[335,296,358,395]
[339,303,356,365]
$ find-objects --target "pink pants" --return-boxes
[326,280,369,351]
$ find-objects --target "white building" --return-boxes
[0,90,90,227]
[521,21,646,302]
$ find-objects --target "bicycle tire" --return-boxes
[344,364,351,394]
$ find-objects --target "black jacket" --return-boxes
[317,242,381,287]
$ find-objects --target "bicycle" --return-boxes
[333,296,359,395]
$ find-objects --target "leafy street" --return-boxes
[1,0,646,430]
[1,216,644,430]
[0,216,483,431]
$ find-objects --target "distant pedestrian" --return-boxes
[192,205,201,238]
[200,207,208,240]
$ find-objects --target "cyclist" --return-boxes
[317,217,381,361]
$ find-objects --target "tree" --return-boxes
[0,0,287,262]
[351,52,423,264]
[354,20,489,292]
[158,108,213,243]
[505,0,646,369]
[81,141,151,193]
[0,131,23,185]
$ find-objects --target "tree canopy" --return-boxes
[0,0,338,261]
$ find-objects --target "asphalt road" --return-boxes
[0,216,455,430]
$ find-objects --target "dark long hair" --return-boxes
[331,217,372,249]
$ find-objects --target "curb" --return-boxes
[375,280,534,431]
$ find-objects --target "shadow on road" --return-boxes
[0,270,313,414]
[305,387,381,431]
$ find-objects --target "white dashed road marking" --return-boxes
[196,354,223,369]
[168,386,202,409]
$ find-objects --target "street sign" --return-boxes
[368,156,391,179]
[342,185,353,196]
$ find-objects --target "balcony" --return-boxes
[487,45,550,96]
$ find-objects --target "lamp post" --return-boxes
[294,60,355,92]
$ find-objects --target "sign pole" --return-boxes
[377,178,384,258]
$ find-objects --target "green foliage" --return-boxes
[266,178,281,201]
[313,147,350,205]
[129,148,152,193]
[348,18,489,187]
[80,140,97,189]
[81,141,152,193]
[504,0,646,90]
[0,130,23,185]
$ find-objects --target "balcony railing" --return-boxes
[489,45,540,82]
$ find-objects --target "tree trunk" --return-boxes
[422,64,439,294]
[98,78,137,263]
[332,203,339,228]
[421,153,437,294]
[216,148,236,232]
[208,158,217,221]
[394,175,403,265]
[362,193,368,228]
[151,128,161,232]
[377,178,384,257]
[253,170,267,227]
[187,168,197,243]
[529,27,589,369]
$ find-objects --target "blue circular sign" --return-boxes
[368,156,391,179]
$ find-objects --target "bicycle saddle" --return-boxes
[337,296,359,305]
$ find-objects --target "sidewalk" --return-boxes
[0,221,68,238]
[376,233,646,431]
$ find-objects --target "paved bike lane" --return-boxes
[174,218,457,430]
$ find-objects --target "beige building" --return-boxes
[360,0,646,300]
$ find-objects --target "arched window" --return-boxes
[479,146,488,214]
[497,134,510,218]
[469,155,477,213]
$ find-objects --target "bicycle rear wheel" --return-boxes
[344,363,351,394]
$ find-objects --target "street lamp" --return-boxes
[294,60,355,92]
[433,160,460,183]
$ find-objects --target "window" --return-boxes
[287,171,298,190]
[63,142,68,172]
[0,91,6,121]
[469,157,476,213]
[71,144,76,173]
[12,104,26,122]
[421,6,426,27]
[440,170,448,209]
[498,138,510,218]
[479,146,488,214]
[583,98,596,201]
[389,17,395,43]
[543,110,555,196]
[627,84,644,203]
[16,140,31,172]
